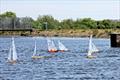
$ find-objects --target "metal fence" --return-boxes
[0,17,32,30]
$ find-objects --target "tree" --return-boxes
[0,11,16,29]
[36,15,59,30]
[0,11,16,18]
[74,18,97,29]
[102,19,113,29]
[97,21,106,29]
[115,21,120,28]
[60,19,74,29]
[32,20,42,29]
[0,11,120,30]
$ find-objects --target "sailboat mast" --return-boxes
[33,40,37,56]
[12,37,17,61]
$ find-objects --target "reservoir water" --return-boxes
[0,37,120,80]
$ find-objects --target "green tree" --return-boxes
[97,21,106,29]
[36,15,59,30]
[102,19,113,29]
[32,20,42,29]
[115,21,120,28]
[75,18,97,29]
[0,11,16,18]
[60,19,74,29]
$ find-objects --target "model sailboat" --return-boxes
[58,41,68,52]
[8,37,17,63]
[32,40,37,58]
[32,40,44,59]
[87,35,99,58]
[47,38,58,52]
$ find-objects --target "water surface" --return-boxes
[0,37,120,80]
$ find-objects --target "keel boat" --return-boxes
[47,38,58,52]
[87,35,99,58]
[8,37,17,63]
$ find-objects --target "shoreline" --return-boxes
[0,29,119,38]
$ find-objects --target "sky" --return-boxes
[0,0,120,20]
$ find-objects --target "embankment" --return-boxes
[0,29,120,38]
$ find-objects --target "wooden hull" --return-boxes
[8,60,17,64]
[32,56,44,59]
[32,55,55,59]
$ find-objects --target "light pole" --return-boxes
[13,17,16,29]
[44,22,48,37]
[44,22,48,31]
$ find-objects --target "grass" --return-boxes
[32,29,120,38]
[0,29,120,38]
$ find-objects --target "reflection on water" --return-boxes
[0,37,120,80]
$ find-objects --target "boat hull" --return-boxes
[86,55,95,59]
[8,60,17,64]
[32,56,44,59]
[48,49,58,53]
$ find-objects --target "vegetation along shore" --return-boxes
[0,11,120,38]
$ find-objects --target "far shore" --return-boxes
[0,29,120,38]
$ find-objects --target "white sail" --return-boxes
[88,35,92,56]
[33,40,37,56]
[88,35,99,56]
[58,41,68,51]
[32,40,45,59]
[51,40,57,50]
[8,47,12,61]
[91,43,99,52]
[12,37,17,61]
[8,37,17,62]
[47,38,57,51]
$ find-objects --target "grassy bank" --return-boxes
[32,29,120,38]
[0,29,120,38]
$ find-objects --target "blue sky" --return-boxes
[0,0,120,20]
